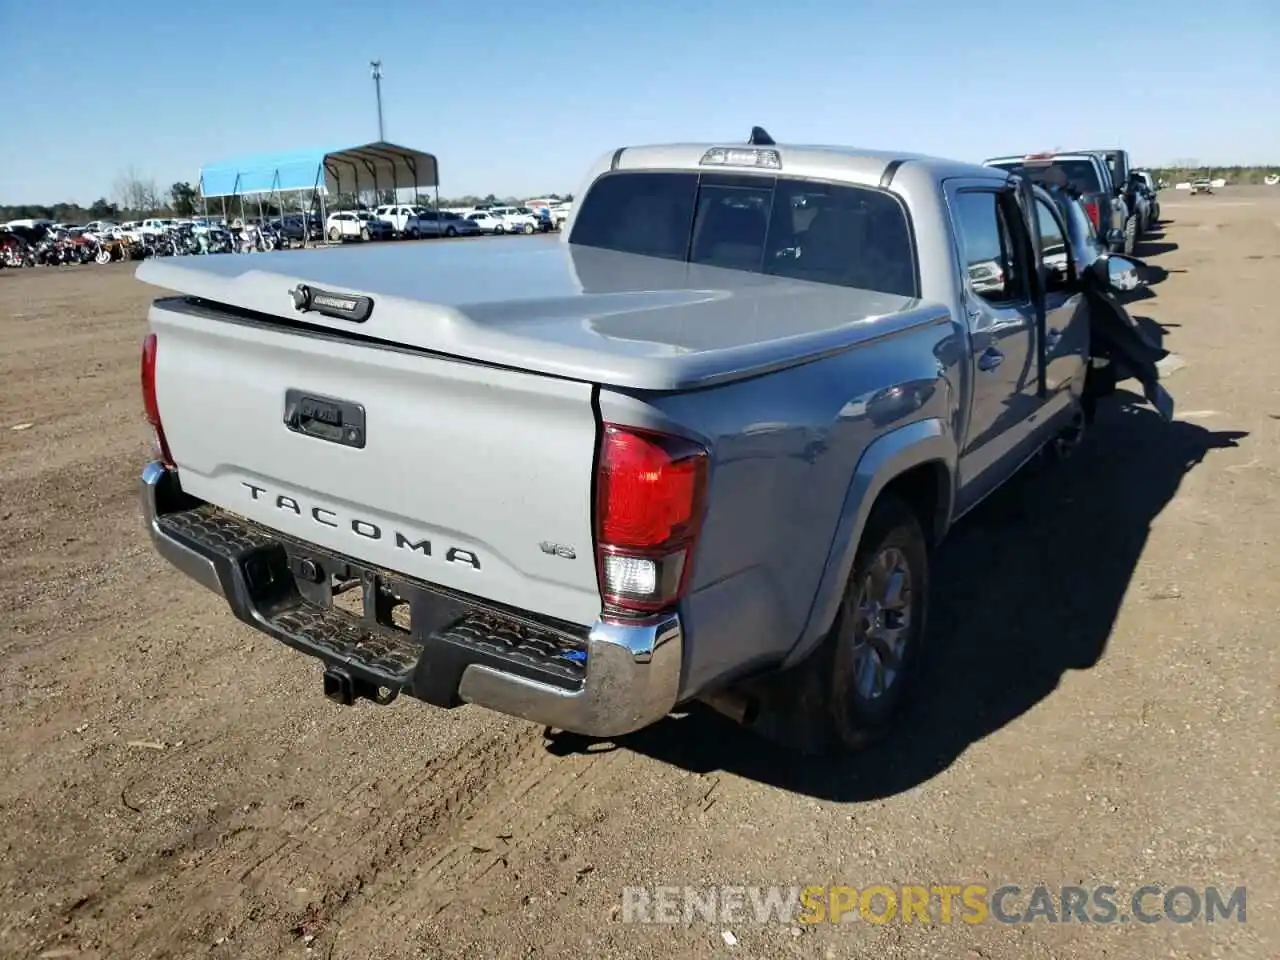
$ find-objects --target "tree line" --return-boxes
[1148,165,1277,184]
[1,169,574,224]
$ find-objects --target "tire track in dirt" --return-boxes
[27,715,622,958]
[241,726,641,952]
[26,720,538,956]
[344,735,631,926]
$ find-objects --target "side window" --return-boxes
[951,190,1028,306]
[1034,199,1072,293]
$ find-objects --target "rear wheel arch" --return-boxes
[781,420,954,670]
[879,460,950,549]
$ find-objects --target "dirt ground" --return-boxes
[1,192,1277,960]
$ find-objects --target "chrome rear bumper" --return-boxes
[140,461,682,738]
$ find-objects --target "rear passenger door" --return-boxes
[944,180,1043,512]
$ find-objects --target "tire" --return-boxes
[360,227,371,242]
[772,493,930,754]
[445,226,457,238]
[523,222,534,235]
[494,224,505,235]
[95,247,111,265]
[328,227,341,241]
[1123,214,1138,255]
[408,227,420,240]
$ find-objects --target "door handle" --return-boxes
[978,347,1004,371]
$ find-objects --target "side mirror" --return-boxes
[1103,254,1145,293]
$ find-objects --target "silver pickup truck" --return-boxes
[136,133,1172,753]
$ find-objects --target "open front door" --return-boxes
[1009,174,1049,399]
[1082,265,1176,421]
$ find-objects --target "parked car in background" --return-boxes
[139,218,177,238]
[438,210,482,237]
[373,204,433,239]
[488,206,539,234]
[984,152,1129,254]
[464,210,509,234]
[326,211,393,242]
[3,218,55,231]
[1133,170,1161,226]
[548,204,572,229]
[1084,148,1148,244]
[275,214,323,243]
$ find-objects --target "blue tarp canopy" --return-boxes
[198,141,439,199]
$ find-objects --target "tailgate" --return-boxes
[149,299,603,627]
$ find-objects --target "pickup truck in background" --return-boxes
[135,131,1173,754]
[1086,147,1151,245]
[984,152,1132,254]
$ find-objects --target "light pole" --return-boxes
[370,60,385,141]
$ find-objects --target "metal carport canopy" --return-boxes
[197,141,440,198]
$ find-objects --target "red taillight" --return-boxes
[140,332,174,466]
[1083,199,1100,230]
[595,424,709,617]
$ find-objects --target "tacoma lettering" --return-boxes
[395,533,431,555]
[238,481,480,569]
[351,519,380,539]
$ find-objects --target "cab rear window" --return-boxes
[568,171,918,298]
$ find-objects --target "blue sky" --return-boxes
[1,0,1276,205]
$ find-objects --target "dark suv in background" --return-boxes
[274,213,323,243]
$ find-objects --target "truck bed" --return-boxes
[137,239,937,391]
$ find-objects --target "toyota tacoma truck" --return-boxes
[135,130,1172,753]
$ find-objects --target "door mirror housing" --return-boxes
[1101,253,1145,293]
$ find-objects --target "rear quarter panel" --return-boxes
[598,310,966,699]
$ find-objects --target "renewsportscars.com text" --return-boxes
[620,884,1247,925]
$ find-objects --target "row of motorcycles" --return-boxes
[0,221,288,269]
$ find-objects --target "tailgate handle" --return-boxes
[284,389,367,449]
[290,284,374,323]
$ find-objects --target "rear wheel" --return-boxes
[1123,214,1138,255]
[445,226,457,237]
[328,227,341,242]
[494,224,505,235]
[408,227,420,240]
[95,246,111,265]
[360,227,371,242]
[754,493,930,754]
